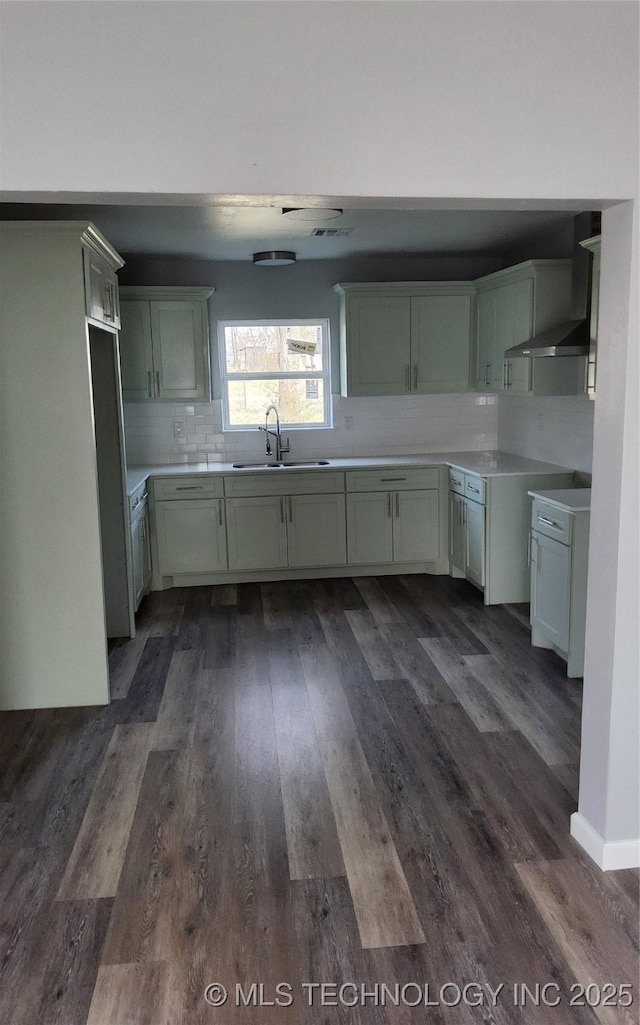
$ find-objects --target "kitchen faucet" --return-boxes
[258,404,290,461]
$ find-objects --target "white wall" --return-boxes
[1,0,638,863]
[0,2,637,200]
[498,394,594,474]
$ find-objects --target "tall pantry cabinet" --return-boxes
[0,222,126,710]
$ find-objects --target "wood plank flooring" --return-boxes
[1,574,638,1025]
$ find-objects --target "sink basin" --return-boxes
[232,459,330,469]
[279,460,330,467]
[232,461,281,468]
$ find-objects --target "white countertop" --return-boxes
[126,450,575,495]
[528,488,591,513]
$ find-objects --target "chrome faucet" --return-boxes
[258,404,290,461]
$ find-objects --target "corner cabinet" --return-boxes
[473,260,580,395]
[119,287,213,402]
[334,283,473,396]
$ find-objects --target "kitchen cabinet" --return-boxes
[448,467,576,604]
[474,260,573,393]
[224,472,346,572]
[119,287,213,401]
[448,473,485,587]
[226,496,288,571]
[346,468,440,565]
[334,283,473,396]
[529,491,590,677]
[84,247,121,329]
[579,234,601,399]
[156,497,227,575]
[129,481,152,610]
[153,476,227,576]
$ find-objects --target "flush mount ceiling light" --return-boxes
[282,207,343,221]
[253,250,297,266]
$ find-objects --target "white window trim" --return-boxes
[217,318,332,431]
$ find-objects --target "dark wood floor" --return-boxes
[1,575,638,1025]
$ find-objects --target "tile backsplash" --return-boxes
[498,393,595,473]
[123,393,498,466]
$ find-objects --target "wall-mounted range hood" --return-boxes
[505,212,600,359]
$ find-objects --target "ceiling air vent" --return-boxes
[310,228,353,237]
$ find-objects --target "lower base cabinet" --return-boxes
[346,488,439,564]
[226,492,347,571]
[464,496,485,587]
[155,498,228,575]
[131,505,152,609]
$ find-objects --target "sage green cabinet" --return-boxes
[226,491,346,571]
[346,487,439,565]
[83,247,121,329]
[131,503,151,610]
[579,234,601,399]
[530,531,571,652]
[449,492,465,571]
[226,496,288,572]
[474,260,573,393]
[155,498,228,575]
[287,493,347,568]
[119,287,213,401]
[464,496,485,588]
[335,283,473,396]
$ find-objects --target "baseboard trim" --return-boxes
[570,812,640,870]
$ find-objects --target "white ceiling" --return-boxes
[0,201,577,261]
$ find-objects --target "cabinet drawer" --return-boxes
[128,481,148,517]
[346,467,439,492]
[152,475,224,500]
[448,468,465,495]
[464,475,486,505]
[531,500,573,545]
[224,470,344,498]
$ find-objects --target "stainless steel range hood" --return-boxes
[505,212,599,359]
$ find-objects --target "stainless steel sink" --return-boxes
[279,460,330,467]
[232,459,330,469]
[232,461,281,468]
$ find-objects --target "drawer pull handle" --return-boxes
[451,477,462,486]
[175,485,203,491]
[381,477,406,482]
[467,485,480,494]
[538,515,561,529]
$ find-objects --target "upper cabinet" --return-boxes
[579,234,601,400]
[83,244,122,329]
[119,287,213,401]
[473,260,583,396]
[334,283,473,396]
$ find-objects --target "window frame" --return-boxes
[217,318,332,431]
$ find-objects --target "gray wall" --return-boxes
[120,253,502,394]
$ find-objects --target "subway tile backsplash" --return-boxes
[123,393,498,465]
[498,393,594,473]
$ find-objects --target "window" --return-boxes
[218,320,332,429]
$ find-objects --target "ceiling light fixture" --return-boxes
[252,250,297,266]
[282,207,343,221]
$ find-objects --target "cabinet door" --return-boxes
[226,496,288,571]
[530,532,571,652]
[393,489,439,563]
[150,301,207,401]
[346,491,393,564]
[464,498,485,587]
[411,295,471,393]
[131,514,144,608]
[449,492,465,570]
[504,356,532,394]
[141,506,152,592]
[84,249,119,327]
[494,279,533,388]
[475,291,495,390]
[345,297,411,395]
[120,301,154,401]
[155,499,227,575]
[287,493,347,568]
